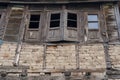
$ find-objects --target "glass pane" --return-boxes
[88,15,98,21]
[68,13,77,20]
[30,15,40,21]
[29,22,39,28]
[68,20,77,28]
[51,13,60,20]
[50,21,60,28]
[88,23,99,29]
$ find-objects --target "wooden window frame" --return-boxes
[27,11,41,30]
[87,12,100,31]
[47,10,79,42]
[66,11,78,30]
[25,11,42,41]
[48,11,62,30]
[85,11,102,42]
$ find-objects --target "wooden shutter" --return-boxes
[4,6,24,42]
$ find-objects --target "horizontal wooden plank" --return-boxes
[42,68,105,73]
[0,66,105,73]
[0,66,29,69]
[0,0,118,4]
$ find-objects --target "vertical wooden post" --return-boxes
[75,44,80,69]
[103,43,112,69]
[61,5,66,40]
[100,3,112,69]
[43,43,47,70]
[13,6,27,66]
[114,3,120,41]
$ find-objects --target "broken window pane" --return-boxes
[67,13,77,28]
[29,14,40,29]
[50,13,60,28]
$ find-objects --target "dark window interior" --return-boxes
[67,13,77,28]
[29,14,40,29]
[50,13,60,28]
[88,15,99,29]
[0,15,1,19]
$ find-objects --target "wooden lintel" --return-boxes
[40,68,105,73]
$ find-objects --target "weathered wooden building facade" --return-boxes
[0,0,120,80]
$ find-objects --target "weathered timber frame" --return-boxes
[0,8,8,40]
[84,11,103,42]
[0,1,119,80]
[24,10,43,42]
[46,9,79,42]
[19,3,104,43]
[114,3,120,40]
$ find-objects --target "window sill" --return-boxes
[67,27,77,30]
[88,29,99,31]
[27,29,39,31]
[49,27,60,30]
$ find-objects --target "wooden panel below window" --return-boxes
[67,29,77,38]
[88,31,101,41]
[26,30,39,41]
[64,28,78,41]
[47,29,61,41]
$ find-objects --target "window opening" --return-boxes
[88,15,99,29]
[29,14,40,29]
[67,13,77,28]
[50,13,60,28]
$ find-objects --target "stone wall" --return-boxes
[109,45,120,69]
[19,43,44,72]
[79,44,106,70]
[0,42,17,66]
[0,42,106,72]
[46,44,76,70]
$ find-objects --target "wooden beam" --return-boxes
[114,3,120,41]
[75,44,80,69]
[0,0,118,4]
[107,70,120,79]
[43,44,47,70]
[103,43,112,69]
